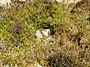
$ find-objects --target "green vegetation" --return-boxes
[0,0,90,67]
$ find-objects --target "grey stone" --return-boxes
[35,30,43,40]
[47,36,54,42]
[41,29,50,37]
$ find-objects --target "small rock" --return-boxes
[56,0,63,2]
[0,0,11,8]
[37,63,42,67]
[42,29,50,37]
[19,0,26,2]
[35,30,42,40]
[14,64,18,67]
[47,36,54,42]
[56,0,82,4]
[30,62,42,67]
[5,64,10,67]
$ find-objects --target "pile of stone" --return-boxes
[35,29,54,42]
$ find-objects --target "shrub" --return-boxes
[47,52,81,67]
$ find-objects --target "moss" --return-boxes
[0,0,90,66]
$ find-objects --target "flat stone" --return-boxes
[35,30,43,40]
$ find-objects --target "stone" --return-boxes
[47,36,54,42]
[56,0,82,4]
[5,64,10,67]
[37,63,42,67]
[19,0,26,2]
[29,62,42,67]
[56,0,63,2]
[0,0,11,8]
[41,29,50,37]
[35,30,42,40]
